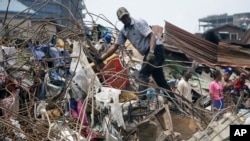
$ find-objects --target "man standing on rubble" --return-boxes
[95,7,174,100]
[177,68,193,103]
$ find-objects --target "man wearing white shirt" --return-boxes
[177,68,192,103]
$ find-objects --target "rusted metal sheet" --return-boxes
[163,21,218,67]
[218,42,250,67]
[163,21,250,68]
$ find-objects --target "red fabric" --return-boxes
[81,127,101,141]
[234,79,244,91]
[70,100,101,140]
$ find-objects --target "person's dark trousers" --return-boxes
[138,45,176,101]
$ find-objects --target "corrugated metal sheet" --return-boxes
[163,21,250,68]
[218,42,250,67]
[163,21,218,67]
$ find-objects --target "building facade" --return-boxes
[18,0,85,26]
[204,24,246,42]
[0,0,35,37]
[199,12,250,32]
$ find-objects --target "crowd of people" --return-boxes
[172,66,249,118]
[209,68,249,111]
[92,7,250,114]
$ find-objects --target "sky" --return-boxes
[83,0,250,34]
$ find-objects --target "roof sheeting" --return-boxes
[218,42,250,67]
[163,21,218,66]
[163,21,250,68]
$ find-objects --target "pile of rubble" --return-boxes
[1,2,250,141]
[1,28,248,141]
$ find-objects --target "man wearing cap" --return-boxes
[95,7,173,100]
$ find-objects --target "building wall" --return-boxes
[233,13,250,30]
[0,13,31,37]
[213,26,245,41]
[18,0,84,26]
[199,12,250,33]
[0,13,57,38]
[246,38,250,44]
[29,21,57,37]
[151,25,163,39]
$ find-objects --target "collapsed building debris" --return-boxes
[0,1,250,141]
